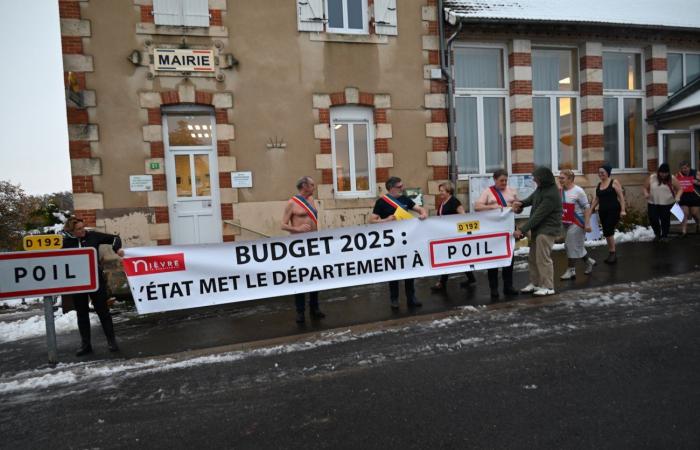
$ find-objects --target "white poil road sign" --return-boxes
[0,248,98,299]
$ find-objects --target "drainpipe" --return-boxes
[438,1,462,187]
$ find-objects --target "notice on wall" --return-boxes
[154,48,215,73]
[122,210,515,314]
[231,171,253,188]
[130,175,153,192]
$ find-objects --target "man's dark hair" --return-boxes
[385,176,402,191]
[492,169,508,180]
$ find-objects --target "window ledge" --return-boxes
[137,23,229,37]
[321,197,378,210]
[309,33,388,45]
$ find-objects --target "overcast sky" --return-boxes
[0,2,71,195]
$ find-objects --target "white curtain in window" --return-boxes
[603,53,631,90]
[603,98,619,167]
[484,98,505,172]
[454,48,503,89]
[456,97,479,173]
[623,98,643,168]
[533,97,552,168]
[668,53,683,93]
[533,51,561,91]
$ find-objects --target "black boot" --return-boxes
[310,309,326,319]
[107,339,119,352]
[76,344,93,356]
[604,252,617,264]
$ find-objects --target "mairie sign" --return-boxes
[154,48,215,73]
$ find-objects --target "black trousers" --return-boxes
[73,275,115,346]
[487,260,514,291]
[648,203,673,238]
[389,279,415,301]
[439,271,476,287]
[294,292,319,313]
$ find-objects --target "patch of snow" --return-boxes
[444,0,700,30]
[517,226,656,256]
[523,384,538,390]
[0,309,98,343]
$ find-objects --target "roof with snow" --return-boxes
[648,76,700,122]
[444,0,700,30]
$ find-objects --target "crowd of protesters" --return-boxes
[61,161,700,349]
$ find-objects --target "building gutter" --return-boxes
[438,0,463,187]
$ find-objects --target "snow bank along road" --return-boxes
[1,271,699,448]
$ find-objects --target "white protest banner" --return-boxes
[122,210,515,314]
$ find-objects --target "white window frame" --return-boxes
[667,50,700,95]
[324,0,369,35]
[531,46,582,173]
[453,43,511,178]
[330,106,376,198]
[602,48,647,172]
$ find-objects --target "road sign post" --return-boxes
[43,296,58,365]
[1,248,98,364]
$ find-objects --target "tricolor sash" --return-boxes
[382,194,414,220]
[489,186,508,207]
[561,189,585,228]
[291,194,318,225]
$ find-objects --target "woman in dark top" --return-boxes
[590,164,626,264]
[62,216,124,356]
[431,181,477,291]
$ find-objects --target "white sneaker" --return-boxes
[560,268,576,280]
[584,257,596,275]
[533,288,555,296]
[520,283,537,293]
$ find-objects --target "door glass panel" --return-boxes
[558,97,577,170]
[603,98,619,167]
[484,97,506,173]
[334,123,351,192]
[623,98,643,168]
[533,97,552,168]
[193,154,211,197]
[455,97,479,173]
[175,154,192,197]
[353,124,369,191]
[167,115,213,146]
[454,48,504,89]
[663,134,692,173]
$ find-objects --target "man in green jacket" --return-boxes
[513,166,563,296]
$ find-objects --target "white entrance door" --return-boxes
[163,107,222,245]
[659,130,696,171]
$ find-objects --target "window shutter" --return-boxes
[153,0,183,26]
[297,0,325,32]
[183,0,210,27]
[373,0,397,35]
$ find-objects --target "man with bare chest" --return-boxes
[281,176,325,323]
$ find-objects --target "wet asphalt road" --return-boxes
[2,236,700,375]
[1,272,699,449]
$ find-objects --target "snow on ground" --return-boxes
[0,297,47,309]
[514,225,656,255]
[0,309,98,343]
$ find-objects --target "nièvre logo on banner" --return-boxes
[123,253,186,276]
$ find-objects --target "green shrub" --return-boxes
[617,205,648,232]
